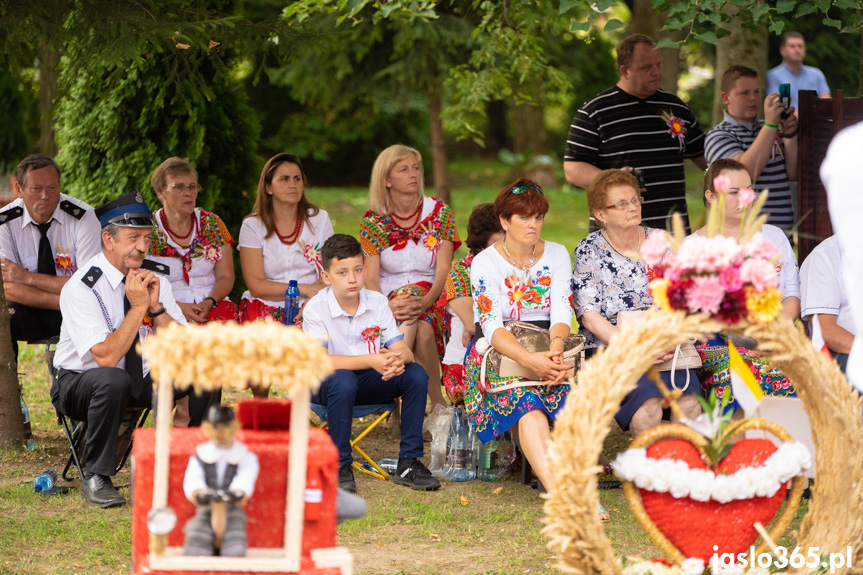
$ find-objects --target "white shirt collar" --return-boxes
[96,252,126,290]
[325,286,368,319]
[22,200,64,229]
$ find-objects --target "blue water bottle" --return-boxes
[34,468,58,493]
[284,280,300,325]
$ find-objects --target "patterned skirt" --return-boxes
[697,339,795,414]
[463,342,569,443]
[442,363,465,405]
[238,298,303,328]
[207,299,239,323]
[388,281,449,359]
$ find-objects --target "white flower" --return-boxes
[727,467,758,499]
[650,464,671,492]
[612,449,645,481]
[754,469,780,498]
[711,474,735,503]
[688,469,713,502]
[669,466,691,499]
[681,558,705,575]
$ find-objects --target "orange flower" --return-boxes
[537,275,551,286]
[477,294,493,315]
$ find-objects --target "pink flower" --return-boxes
[677,235,741,273]
[685,275,726,314]
[719,265,744,292]
[738,187,756,206]
[740,258,778,291]
[640,231,671,266]
[713,174,730,194]
[742,232,778,261]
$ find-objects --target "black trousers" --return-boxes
[9,302,62,357]
[52,367,219,477]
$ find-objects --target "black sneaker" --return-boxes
[393,458,441,491]
[338,464,357,493]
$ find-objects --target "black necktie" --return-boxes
[122,279,145,399]
[34,221,56,276]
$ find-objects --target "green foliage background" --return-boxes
[0,66,37,174]
[54,56,261,233]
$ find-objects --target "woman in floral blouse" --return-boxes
[464,179,576,503]
[360,145,460,408]
[572,169,702,438]
[148,157,237,323]
[442,203,503,405]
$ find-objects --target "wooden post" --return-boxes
[149,378,176,555]
[284,393,310,569]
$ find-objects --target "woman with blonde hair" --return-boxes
[360,145,460,408]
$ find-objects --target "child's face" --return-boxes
[321,255,366,297]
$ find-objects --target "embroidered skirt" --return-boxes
[463,342,569,443]
[442,363,465,405]
[696,340,795,414]
[206,299,239,323]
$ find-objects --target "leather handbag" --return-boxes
[478,321,585,394]
[616,308,702,391]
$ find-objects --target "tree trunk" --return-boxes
[631,0,680,93]
[512,83,548,156]
[858,33,863,97]
[428,83,451,205]
[0,271,23,448]
[37,44,60,157]
[484,100,508,153]
[713,4,767,126]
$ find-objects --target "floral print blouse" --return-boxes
[571,228,658,349]
[470,241,573,344]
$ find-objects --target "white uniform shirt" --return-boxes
[237,211,334,308]
[470,241,573,345]
[183,440,260,499]
[150,208,220,304]
[801,235,854,335]
[692,225,800,301]
[53,253,187,374]
[378,197,439,296]
[302,287,403,356]
[0,194,101,277]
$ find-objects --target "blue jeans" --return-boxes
[311,364,428,466]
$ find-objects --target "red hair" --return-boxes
[493,178,548,221]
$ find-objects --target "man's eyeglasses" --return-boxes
[605,197,644,210]
[509,183,543,196]
[166,184,200,193]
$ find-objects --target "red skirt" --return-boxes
[207,299,239,323]
[238,298,302,328]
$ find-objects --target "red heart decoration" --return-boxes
[638,438,787,561]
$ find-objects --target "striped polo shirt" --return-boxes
[704,111,794,231]
[564,86,705,233]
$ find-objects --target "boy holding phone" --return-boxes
[301,234,440,494]
[704,65,799,232]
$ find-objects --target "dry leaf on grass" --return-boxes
[460,496,469,506]
[493,486,503,494]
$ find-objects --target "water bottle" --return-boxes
[34,468,58,493]
[20,392,34,450]
[283,280,300,325]
[478,438,499,481]
[447,407,473,481]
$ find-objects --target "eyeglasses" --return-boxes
[508,183,543,196]
[605,197,644,210]
[165,184,200,193]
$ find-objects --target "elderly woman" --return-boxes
[464,179,586,506]
[148,157,237,324]
[442,203,503,405]
[359,145,459,408]
[694,159,800,413]
[572,170,702,438]
[239,153,333,396]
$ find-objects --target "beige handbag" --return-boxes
[478,321,585,394]
[616,308,702,391]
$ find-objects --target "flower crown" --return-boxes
[638,176,782,325]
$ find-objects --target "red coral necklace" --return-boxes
[275,217,303,245]
[390,198,423,230]
[160,209,197,246]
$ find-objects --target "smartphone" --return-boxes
[632,168,646,190]
[779,83,791,119]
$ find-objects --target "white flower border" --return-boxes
[612,442,811,503]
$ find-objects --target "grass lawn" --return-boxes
[1,163,803,575]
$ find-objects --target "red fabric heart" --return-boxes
[639,438,787,561]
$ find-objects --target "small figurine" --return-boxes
[183,405,260,557]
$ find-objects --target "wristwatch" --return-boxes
[148,303,167,318]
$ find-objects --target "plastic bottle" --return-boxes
[20,392,34,450]
[283,280,300,326]
[34,468,58,493]
[478,438,498,481]
[447,407,473,481]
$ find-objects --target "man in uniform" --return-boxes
[51,191,217,508]
[563,34,707,232]
[0,155,101,356]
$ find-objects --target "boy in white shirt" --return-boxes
[302,234,440,493]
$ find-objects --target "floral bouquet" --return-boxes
[638,177,782,325]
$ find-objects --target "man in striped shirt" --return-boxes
[705,65,798,232]
[563,34,706,232]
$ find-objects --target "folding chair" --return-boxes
[45,336,150,482]
[310,402,396,480]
